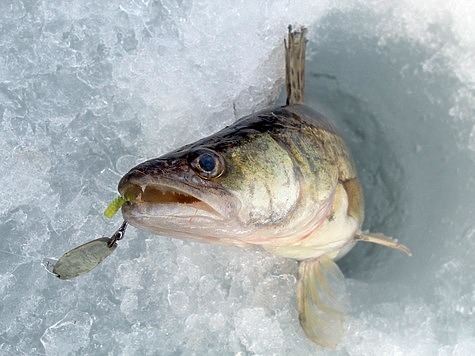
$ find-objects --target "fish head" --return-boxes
[118,127,319,247]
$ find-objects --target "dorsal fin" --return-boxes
[285,26,307,105]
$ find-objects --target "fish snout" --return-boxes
[117,158,184,201]
[118,159,163,200]
[118,169,146,202]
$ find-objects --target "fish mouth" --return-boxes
[119,181,223,218]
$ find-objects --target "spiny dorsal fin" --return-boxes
[285,25,307,105]
[297,255,348,348]
[355,231,412,256]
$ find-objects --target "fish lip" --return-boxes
[118,178,226,219]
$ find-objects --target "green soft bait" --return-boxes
[104,196,127,218]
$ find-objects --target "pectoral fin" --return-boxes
[297,255,347,348]
[355,231,412,256]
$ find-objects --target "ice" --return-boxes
[1,0,475,355]
[40,311,93,355]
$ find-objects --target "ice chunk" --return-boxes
[40,311,93,355]
[234,308,284,353]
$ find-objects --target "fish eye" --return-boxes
[189,149,225,179]
[198,153,216,172]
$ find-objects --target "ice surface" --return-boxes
[1,0,474,355]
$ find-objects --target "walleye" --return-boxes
[118,27,410,348]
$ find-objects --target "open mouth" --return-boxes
[141,185,200,204]
[122,183,220,216]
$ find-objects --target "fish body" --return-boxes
[119,104,363,261]
[117,27,409,348]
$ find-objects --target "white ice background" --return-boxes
[1,0,474,355]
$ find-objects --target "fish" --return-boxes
[117,26,411,348]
